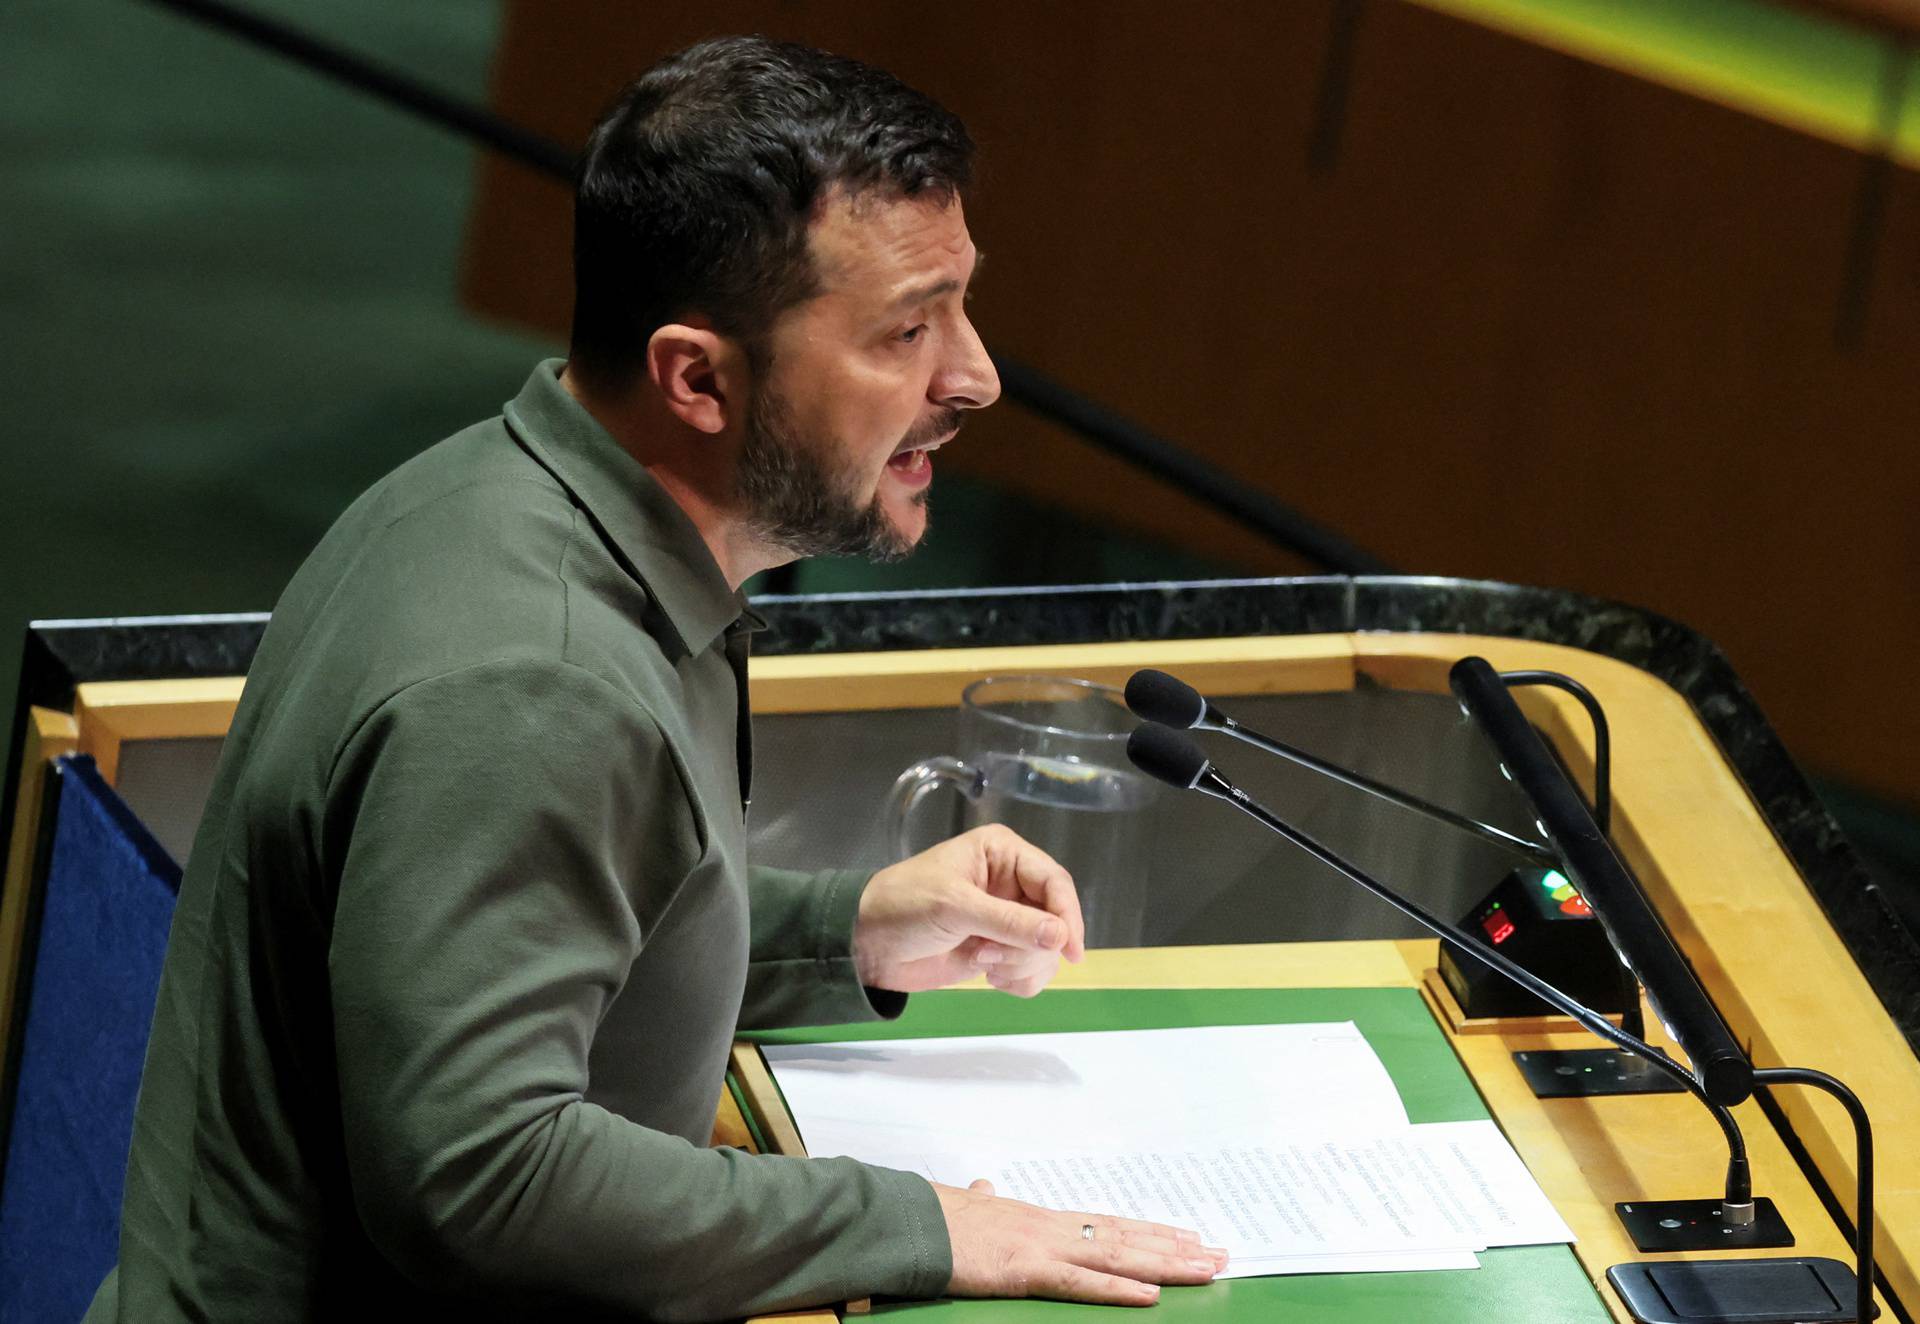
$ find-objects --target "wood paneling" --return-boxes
[466,2,1920,803]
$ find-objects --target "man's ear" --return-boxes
[645,322,741,435]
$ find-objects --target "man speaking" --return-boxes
[88,35,1223,1324]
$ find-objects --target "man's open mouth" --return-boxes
[887,434,953,476]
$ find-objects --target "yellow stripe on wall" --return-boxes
[1409,0,1920,167]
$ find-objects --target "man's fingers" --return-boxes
[950,883,1068,955]
[1032,1263,1161,1307]
[1015,848,1086,963]
[974,828,1086,962]
[1069,1238,1221,1288]
[956,935,998,967]
[937,1180,1220,1307]
[973,940,1057,973]
[1082,1213,1213,1254]
[986,964,1055,999]
[1105,1227,1213,1260]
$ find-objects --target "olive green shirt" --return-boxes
[86,361,952,1322]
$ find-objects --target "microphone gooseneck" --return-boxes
[1124,668,1557,867]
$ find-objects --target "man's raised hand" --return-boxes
[853,825,1086,995]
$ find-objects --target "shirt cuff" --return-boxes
[819,867,907,1021]
[865,1165,955,1301]
[746,867,906,1026]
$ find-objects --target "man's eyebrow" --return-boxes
[888,250,986,311]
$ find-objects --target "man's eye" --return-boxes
[898,324,928,344]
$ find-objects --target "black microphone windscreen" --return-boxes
[1125,669,1208,729]
[1126,723,1212,790]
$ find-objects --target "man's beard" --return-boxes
[736,383,953,563]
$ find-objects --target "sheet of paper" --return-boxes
[764,1024,1572,1280]
[1216,1250,1481,1279]
[761,1022,1408,1160]
[865,1146,1487,1278]
[861,1122,1567,1276]
[1390,1120,1577,1248]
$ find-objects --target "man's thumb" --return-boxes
[959,889,1065,952]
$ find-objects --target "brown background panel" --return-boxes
[1795,0,1920,37]
[463,0,1920,801]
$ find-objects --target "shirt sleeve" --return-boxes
[739,864,907,1030]
[324,658,950,1320]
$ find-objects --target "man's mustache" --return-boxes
[901,409,966,450]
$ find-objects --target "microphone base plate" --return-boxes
[1515,1048,1689,1098]
[1607,1257,1869,1321]
[1617,1198,1794,1252]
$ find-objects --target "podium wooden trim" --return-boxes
[0,707,78,1080]
[748,633,1356,713]
[69,676,245,786]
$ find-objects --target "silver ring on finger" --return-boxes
[1081,1223,1096,1240]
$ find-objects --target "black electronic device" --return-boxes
[1514,1048,1686,1098]
[1617,1199,1794,1253]
[1440,866,1634,1018]
[1607,1259,1872,1323]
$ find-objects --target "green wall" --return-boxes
[1,0,552,712]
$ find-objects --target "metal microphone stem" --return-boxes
[1203,774,1752,1205]
[1751,1067,1876,1324]
[1212,717,1561,866]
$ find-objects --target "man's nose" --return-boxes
[934,316,1001,411]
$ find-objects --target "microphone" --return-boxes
[1124,720,1221,791]
[1447,659,1753,1107]
[1124,668,1216,730]
[1125,669,1557,866]
[1124,723,1755,1214]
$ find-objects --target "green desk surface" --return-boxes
[747,987,1612,1322]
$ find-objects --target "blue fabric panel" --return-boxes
[0,756,179,1324]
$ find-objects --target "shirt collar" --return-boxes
[504,358,749,656]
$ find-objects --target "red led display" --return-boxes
[1482,911,1516,945]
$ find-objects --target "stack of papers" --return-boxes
[762,1023,1573,1279]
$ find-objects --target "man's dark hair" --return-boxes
[569,36,974,392]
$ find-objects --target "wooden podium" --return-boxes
[5,579,1916,1320]
[709,625,1916,1322]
